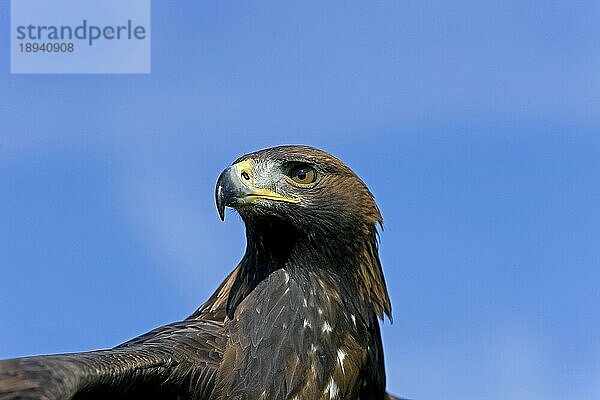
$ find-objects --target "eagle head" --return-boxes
[216,145,381,231]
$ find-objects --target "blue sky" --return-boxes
[1,1,600,399]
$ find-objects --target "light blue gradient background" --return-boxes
[1,2,599,399]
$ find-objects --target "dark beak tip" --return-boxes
[216,184,226,221]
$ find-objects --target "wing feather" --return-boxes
[1,304,228,400]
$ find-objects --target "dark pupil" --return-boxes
[297,170,307,181]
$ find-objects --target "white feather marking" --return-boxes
[337,349,346,374]
[303,319,311,328]
[322,321,333,333]
[318,307,323,315]
[325,377,338,399]
[351,314,356,325]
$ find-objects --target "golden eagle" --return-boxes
[0,146,399,400]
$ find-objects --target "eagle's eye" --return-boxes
[288,164,317,185]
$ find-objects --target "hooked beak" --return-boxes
[215,165,248,221]
[215,160,300,221]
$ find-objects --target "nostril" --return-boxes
[241,171,251,181]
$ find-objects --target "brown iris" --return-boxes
[289,164,317,184]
